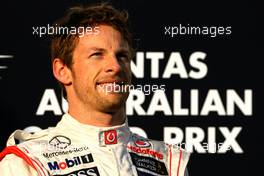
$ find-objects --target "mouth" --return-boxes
[97,79,125,86]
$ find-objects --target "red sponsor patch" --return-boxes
[104,130,117,145]
[127,145,163,160]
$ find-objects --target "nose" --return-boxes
[104,55,122,74]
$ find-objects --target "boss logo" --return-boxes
[53,167,100,176]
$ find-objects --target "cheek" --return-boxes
[72,64,89,84]
[123,61,131,71]
[124,63,132,80]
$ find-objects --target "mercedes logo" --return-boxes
[49,135,71,149]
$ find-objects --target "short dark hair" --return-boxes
[51,2,133,98]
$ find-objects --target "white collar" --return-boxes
[57,113,131,147]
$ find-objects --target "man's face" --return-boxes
[69,25,132,113]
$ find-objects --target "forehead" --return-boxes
[76,25,129,51]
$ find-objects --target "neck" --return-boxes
[68,105,126,127]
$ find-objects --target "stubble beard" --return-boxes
[95,89,129,113]
[75,84,128,114]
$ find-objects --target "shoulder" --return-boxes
[6,127,57,149]
[2,127,58,161]
[8,128,53,143]
[0,128,59,175]
[129,133,190,176]
[0,154,38,175]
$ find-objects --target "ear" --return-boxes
[52,58,72,85]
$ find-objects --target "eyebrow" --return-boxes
[89,47,130,54]
[89,47,107,52]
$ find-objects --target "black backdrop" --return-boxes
[0,0,260,175]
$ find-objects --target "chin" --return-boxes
[99,93,128,112]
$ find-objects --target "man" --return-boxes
[0,3,190,176]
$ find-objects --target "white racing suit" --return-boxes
[0,114,190,176]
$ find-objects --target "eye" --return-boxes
[117,53,130,62]
[90,52,103,58]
